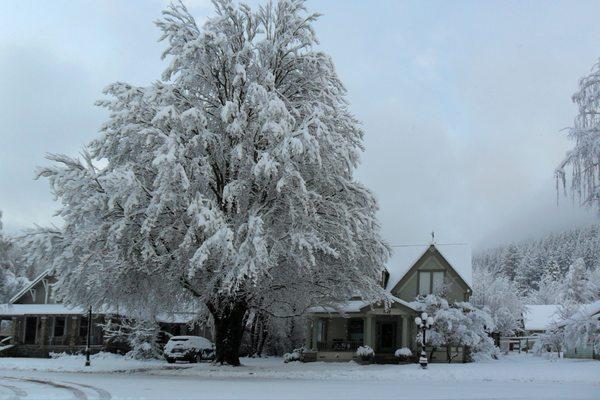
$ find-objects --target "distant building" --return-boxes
[0,270,210,358]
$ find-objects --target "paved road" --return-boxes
[0,371,598,400]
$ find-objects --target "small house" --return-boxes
[306,243,472,363]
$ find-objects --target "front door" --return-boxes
[377,321,396,353]
[24,317,37,344]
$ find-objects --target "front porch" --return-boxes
[309,305,416,362]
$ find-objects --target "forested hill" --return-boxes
[473,224,600,291]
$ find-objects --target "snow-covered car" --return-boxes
[163,336,215,363]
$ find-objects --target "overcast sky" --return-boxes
[0,0,597,251]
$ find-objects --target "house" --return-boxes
[306,243,472,363]
[0,270,211,358]
[513,304,560,352]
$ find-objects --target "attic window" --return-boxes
[418,271,445,295]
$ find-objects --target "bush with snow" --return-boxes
[283,346,309,363]
[356,345,375,361]
[394,347,412,362]
[413,294,497,362]
[101,318,162,360]
[283,351,301,363]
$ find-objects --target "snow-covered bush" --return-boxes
[283,346,310,363]
[413,294,497,362]
[356,345,375,361]
[394,347,412,362]
[283,351,301,363]
[101,318,162,360]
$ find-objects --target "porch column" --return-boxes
[364,315,374,348]
[401,316,409,348]
[10,317,20,344]
[68,316,79,348]
[39,316,49,346]
[310,318,319,351]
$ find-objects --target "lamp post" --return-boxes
[85,306,92,367]
[415,312,434,369]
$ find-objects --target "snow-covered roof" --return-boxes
[0,304,197,323]
[569,300,600,322]
[9,269,52,304]
[307,300,370,314]
[523,305,560,331]
[307,296,416,314]
[386,243,472,291]
[0,304,86,316]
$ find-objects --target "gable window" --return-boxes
[418,271,445,295]
[53,317,66,337]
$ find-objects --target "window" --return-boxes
[315,319,326,343]
[418,271,445,295]
[79,317,90,338]
[432,271,445,292]
[347,319,364,343]
[53,317,66,337]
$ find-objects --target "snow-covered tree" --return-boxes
[33,0,389,365]
[564,258,591,305]
[563,301,600,355]
[0,211,29,302]
[413,295,496,362]
[556,59,600,211]
[500,244,521,281]
[471,269,524,336]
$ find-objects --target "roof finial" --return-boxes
[431,230,435,244]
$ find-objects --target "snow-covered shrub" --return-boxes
[283,346,310,363]
[532,326,564,355]
[394,347,412,362]
[356,345,375,361]
[126,320,162,360]
[283,351,301,363]
[413,294,497,362]
[101,317,162,360]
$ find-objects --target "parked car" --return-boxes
[163,336,215,363]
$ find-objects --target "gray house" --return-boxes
[306,243,472,362]
[0,270,210,357]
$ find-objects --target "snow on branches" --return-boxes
[33,0,389,365]
[557,59,600,211]
[413,294,497,362]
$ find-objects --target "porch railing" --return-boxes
[317,340,363,352]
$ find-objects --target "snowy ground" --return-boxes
[0,353,598,399]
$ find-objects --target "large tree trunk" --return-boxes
[210,301,247,366]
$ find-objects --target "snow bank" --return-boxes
[0,352,170,373]
[152,353,600,385]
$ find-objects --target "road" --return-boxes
[0,370,599,400]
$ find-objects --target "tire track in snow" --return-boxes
[0,376,87,400]
[0,383,27,400]
[62,381,111,400]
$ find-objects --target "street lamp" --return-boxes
[415,312,434,369]
[85,306,92,367]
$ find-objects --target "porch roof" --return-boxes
[0,303,86,316]
[0,304,198,324]
[307,296,416,314]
